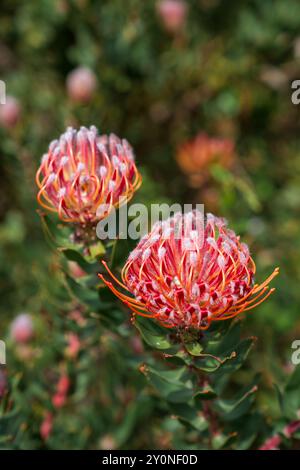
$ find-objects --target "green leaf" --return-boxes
[63,273,99,309]
[60,248,99,275]
[234,413,264,450]
[88,242,106,260]
[215,378,258,421]
[281,366,300,419]
[212,337,256,378]
[212,432,237,450]
[113,397,153,447]
[194,383,217,400]
[192,350,238,373]
[135,317,179,353]
[142,365,193,403]
[170,403,208,432]
[39,213,73,250]
[184,342,203,356]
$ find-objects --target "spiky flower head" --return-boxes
[100,211,279,330]
[36,126,141,224]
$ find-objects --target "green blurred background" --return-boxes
[0,0,299,449]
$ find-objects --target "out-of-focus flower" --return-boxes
[0,369,7,397]
[40,412,53,441]
[68,309,87,327]
[56,374,70,395]
[65,332,81,359]
[52,374,70,409]
[176,133,235,187]
[52,393,66,408]
[259,420,300,450]
[15,344,36,361]
[100,211,279,330]
[99,434,117,450]
[156,0,188,33]
[36,126,142,224]
[68,261,87,278]
[0,96,21,129]
[66,66,97,103]
[10,314,34,343]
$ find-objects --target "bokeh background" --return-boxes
[0,0,300,449]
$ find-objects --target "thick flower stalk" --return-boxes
[176,133,235,187]
[36,126,141,224]
[100,211,279,330]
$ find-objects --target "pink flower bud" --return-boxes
[10,314,34,343]
[284,420,300,438]
[40,412,53,441]
[66,67,97,103]
[65,332,81,359]
[0,96,21,129]
[157,0,187,33]
[68,309,86,327]
[0,369,7,397]
[52,393,66,408]
[259,434,281,450]
[56,374,70,395]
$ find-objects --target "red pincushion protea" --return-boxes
[99,211,279,330]
[36,126,142,224]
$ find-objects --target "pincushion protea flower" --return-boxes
[176,133,235,187]
[36,126,141,224]
[99,211,279,330]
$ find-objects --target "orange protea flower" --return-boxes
[99,211,279,330]
[36,126,142,224]
[176,133,235,187]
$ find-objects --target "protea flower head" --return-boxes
[36,126,142,224]
[176,133,235,187]
[99,211,279,330]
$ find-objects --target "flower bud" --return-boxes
[66,67,97,103]
[0,369,7,397]
[0,96,21,129]
[40,412,53,441]
[10,314,34,343]
[157,0,187,33]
